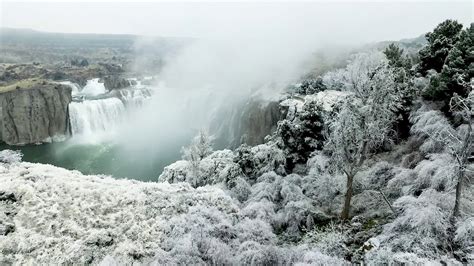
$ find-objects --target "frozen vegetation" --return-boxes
[0,20,473,264]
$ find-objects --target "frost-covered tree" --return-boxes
[276,100,325,170]
[325,52,402,220]
[181,130,213,186]
[449,92,473,220]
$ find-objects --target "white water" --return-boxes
[69,98,126,138]
[58,81,81,96]
[81,78,107,96]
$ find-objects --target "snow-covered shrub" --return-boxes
[229,176,252,202]
[292,77,327,95]
[0,150,22,164]
[351,190,394,218]
[240,200,276,222]
[235,241,291,265]
[386,168,418,197]
[303,153,344,209]
[295,248,350,266]
[197,149,238,185]
[159,149,240,188]
[302,223,348,258]
[159,160,191,183]
[375,189,453,258]
[248,171,283,203]
[412,153,457,193]
[234,218,276,244]
[357,161,396,191]
[365,247,462,266]
[410,109,454,153]
[234,143,286,180]
[454,217,474,262]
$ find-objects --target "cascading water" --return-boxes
[81,78,107,96]
[117,88,152,108]
[69,98,126,137]
[58,81,81,96]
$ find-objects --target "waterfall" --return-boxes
[58,81,81,96]
[81,78,106,96]
[117,89,152,108]
[69,98,126,136]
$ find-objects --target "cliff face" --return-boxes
[0,84,72,145]
[212,99,287,148]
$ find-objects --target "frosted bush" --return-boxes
[295,249,350,266]
[365,247,462,266]
[410,109,455,154]
[279,175,306,205]
[412,153,457,193]
[304,153,344,207]
[375,189,453,258]
[454,217,474,262]
[235,241,287,265]
[229,176,252,202]
[302,223,348,258]
[234,218,276,244]
[159,149,240,188]
[357,161,395,191]
[235,143,286,180]
[0,150,23,164]
[159,160,191,183]
[240,199,276,222]
[249,172,282,202]
[386,168,417,197]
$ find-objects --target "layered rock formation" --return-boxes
[0,83,72,145]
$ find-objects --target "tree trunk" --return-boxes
[452,170,463,219]
[341,173,354,220]
[452,120,471,221]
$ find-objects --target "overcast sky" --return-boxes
[1,1,472,44]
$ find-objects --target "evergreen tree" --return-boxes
[418,19,464,75]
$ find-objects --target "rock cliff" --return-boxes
[0,83,72,145]
[212,99,287,148]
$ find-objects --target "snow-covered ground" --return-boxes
[0,158,346,265]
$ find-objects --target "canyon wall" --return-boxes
[0,84,72,145]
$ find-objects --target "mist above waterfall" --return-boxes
[117,4,338,157]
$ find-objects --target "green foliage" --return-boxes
[418,20,464,75]
[419,20,473,104]
[384,43,411,70]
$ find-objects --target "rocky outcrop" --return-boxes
[0,84,72,145]
[212,99,287,148]
[101,76,134,90]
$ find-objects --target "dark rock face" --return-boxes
[212,99,287,148]
[101,76,131,90]
[0,84,72,145]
